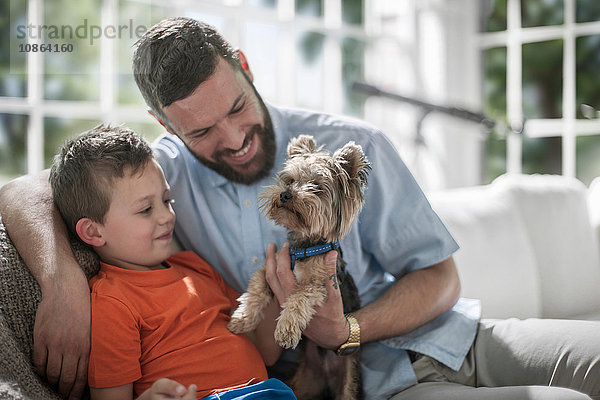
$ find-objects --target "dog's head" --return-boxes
[260,135,370,243]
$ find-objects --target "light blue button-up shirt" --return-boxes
[153,104,481,399]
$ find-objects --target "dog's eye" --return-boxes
[280,176,294,186]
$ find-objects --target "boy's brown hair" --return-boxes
[49,124,154,235]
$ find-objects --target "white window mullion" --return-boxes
[27,0,44,174]
[562,0,576,177]
[323,0,342,114]
[506,0,523,174]
[323,37,343,114]
[100,0,118,125]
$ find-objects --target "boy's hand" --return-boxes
[140,378,197,399]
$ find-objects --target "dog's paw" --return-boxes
[274,316,302,349]
[227,315,249,334]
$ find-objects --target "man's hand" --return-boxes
[33,264,91,400]
[264,242,349,350]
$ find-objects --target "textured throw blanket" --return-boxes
[0,216,99,399]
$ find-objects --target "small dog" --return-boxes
[228,134,370,399]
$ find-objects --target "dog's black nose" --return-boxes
[280,191,293,203]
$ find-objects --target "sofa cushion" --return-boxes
[428,184,542,319]
[0,216,99,399]
[587,177,600,254]
[494,174,600,319]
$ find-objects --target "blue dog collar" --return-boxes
[289,241,340,270]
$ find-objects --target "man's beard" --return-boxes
[186,96,276,185]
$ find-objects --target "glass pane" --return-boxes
[118,0,169,105]
[484,136,507,184]
[522,39,563,119]
[123,121,166,143]
[44,117,101,168]
[3,0,27,97]
[342,37,365,117]
[243,22,279,102]
[481,0,507,32]
[0,113,28,183]
[482,47,507,183]
[296,0,323,18]
[576,35,600,118]
[296,31,324,109]
[576,0,600,23]
[246,0,276,8]
[342,0,363,25]
[43,0,101,101]
[577,135,600,185]
[522,136,562,175]
[483,47,507,120]
[521,0,564,27]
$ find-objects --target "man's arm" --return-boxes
[0,171,91,400]
[355,256,460,343]
[266,247,460,350]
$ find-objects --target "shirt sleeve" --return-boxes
[358,131,459,278]
[88,293,142,388]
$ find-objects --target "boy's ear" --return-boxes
[75,218,106,247]
[147,110,176,135]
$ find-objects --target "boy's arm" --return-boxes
[91,380,196,400]
[0,171,91,400]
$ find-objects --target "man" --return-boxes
[1,17,599,400]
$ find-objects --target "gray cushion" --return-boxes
[0,216,99,399]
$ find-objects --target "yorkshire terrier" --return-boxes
[228,134,370,399]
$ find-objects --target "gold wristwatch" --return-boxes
[336,313,361,356]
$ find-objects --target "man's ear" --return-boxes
[236,50,254,82]
[75,218,106,247]
[147,110,176,135]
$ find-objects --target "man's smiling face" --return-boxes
[162,57,275,184]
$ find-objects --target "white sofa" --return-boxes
[427,173,600,321]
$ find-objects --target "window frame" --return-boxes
[478,0,600,177]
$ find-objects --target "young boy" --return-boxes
[49,125,295,400]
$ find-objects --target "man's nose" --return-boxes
[216,119,245,150]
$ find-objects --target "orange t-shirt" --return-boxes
[88,251,268,399]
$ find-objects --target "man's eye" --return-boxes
[140,207,152,214]
[231,101,246,114]
[191,129,209,140]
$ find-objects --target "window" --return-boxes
[1,0,380,185]
[480,0,600,185]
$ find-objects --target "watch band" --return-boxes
[336,313,361,356]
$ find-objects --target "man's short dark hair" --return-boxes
[49,124,154,235]
[132,17,240,130]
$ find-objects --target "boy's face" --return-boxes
[94,160,176,270]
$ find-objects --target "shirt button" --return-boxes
[252,256,260,265]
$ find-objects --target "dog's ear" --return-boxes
[333,142,371,185]
[287,135,317,157]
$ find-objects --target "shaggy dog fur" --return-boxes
[228,135,370,399]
